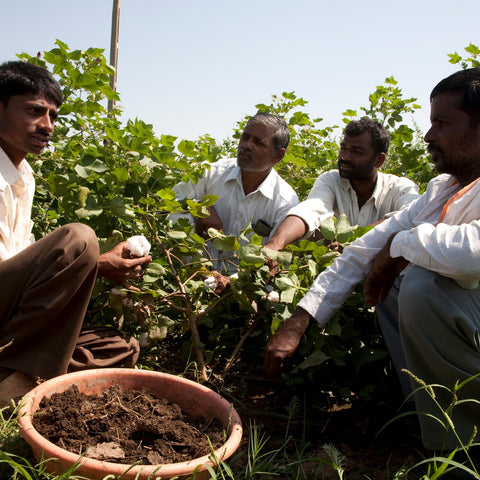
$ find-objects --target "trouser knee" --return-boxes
[397,266,438,335]
[54,223,99,266]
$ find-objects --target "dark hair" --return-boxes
[246,112,290,151]
[344,118,390,155]
[0,61,63,107]
[430,68,480,126]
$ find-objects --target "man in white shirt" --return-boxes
[264,68,480,451]
[264,118,419,251]
[0,61,151,406]
[173,113,299,274]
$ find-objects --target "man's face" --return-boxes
[337,131,384,182]
[0,93,58,166]
[425,92,480,187]
[237,122,283,173]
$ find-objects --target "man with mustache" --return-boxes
[173,112,299,274]
[264,68,480,452]
[0,61,151,407]
[264,118,419,252]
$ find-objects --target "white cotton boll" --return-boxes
[138,332,150,348]
[127,235,151,257]
[204,276,218,290]
[229,273,239,279]
[149,325,168,341]
[267,291,280,303]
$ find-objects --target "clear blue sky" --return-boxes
[2,1,479,141]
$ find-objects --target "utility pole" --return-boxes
[108,0,121,113]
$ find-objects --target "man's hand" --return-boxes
[98,241,152,290]
[265,257,279,277]
[211,271,231,295]
[264,307,313,380]
[196,206,223,238]
[364,234,409,306]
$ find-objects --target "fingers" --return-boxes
[129,265,144,277]
[363,272,383,306]
[263,352,283,381]
[265,258,279,277]
[122,281,141,292]
[129,255,152,266]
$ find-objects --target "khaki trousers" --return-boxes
[0,223,139,379]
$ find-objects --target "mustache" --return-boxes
[33,128,51,141]
[427,143,441,155]
[237,148,253,158]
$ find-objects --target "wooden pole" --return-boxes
[108,0,121,113]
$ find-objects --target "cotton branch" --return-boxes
[144,216,208,380]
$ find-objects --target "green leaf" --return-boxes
[296,350,330,369]
[448,52,462,64]
[280,287,296,303]
[157,188,177,200]
[320,216,336,241]
[75,206,103,218]
[262,247,292,265]
[112,167,129,182]
[336,214,356,243]
[465,43,480,56]
[167,230,188,239]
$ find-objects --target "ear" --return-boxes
[272,147,286,166]
[374,152,386,169]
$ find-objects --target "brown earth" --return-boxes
[32,384,224,466]
[142,338,427,479]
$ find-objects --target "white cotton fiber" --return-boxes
[127,235,151,257]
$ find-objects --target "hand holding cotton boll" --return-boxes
[203,271,231,295]
[204,276,218,291]
[98,236,152,290]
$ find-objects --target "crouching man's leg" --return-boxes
[0,223,99,404]
[398,266,480,450]
[69,325,140,371]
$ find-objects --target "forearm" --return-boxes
[264,215,307,250]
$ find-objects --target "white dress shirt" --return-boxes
[287,170,419,236]
[0,147,35,261]
[173,157,299,272]
[298,174,480,326]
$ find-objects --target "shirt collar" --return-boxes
[370,172,384,203]
[340,171,383,205]
[225,162,277,199]
[0,147,33,190]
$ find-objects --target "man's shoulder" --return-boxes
[378,171,417,188]
[268,169,299,203]
[424,173,457,191]
[205,157,238,176]
[308,169,342,188]
[213,157,237,168]
[317,169,341,180]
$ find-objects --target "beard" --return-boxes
[428,131,480,186]
[337,157,376,181]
